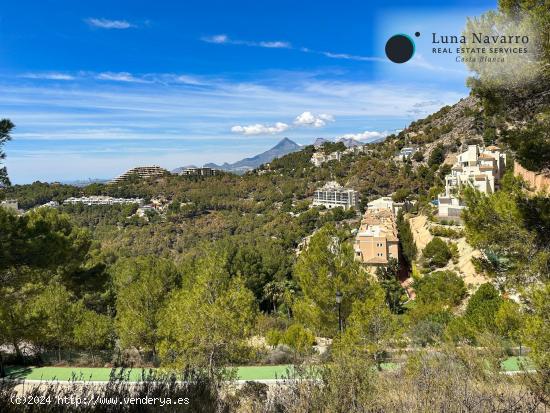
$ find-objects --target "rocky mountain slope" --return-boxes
[397,96,483,159]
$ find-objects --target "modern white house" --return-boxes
[394,146,417,161]
[401,147,417,158]
[438,145,506,218]
[312,181,359,210]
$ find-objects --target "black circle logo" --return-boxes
[385,34,415,64]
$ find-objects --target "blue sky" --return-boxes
[0,0,496,183]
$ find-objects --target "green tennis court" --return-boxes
[4,357,530,382]
[5,365,294,382]
[501,356,535,372]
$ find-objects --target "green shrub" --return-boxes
[448,242,459,264]
[281,324,315,356]
[422,237,452,268]
[265,329,283,348]
[392,188,411,203]
[445,316,478,345]
[429,225,464,239]
[428,145,445,167]
[465,283,503,333]
[412,151,424,162]
[414,271,466,307]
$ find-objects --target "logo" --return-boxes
[385,32,420,63]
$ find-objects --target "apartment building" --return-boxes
[438,144,506,218]
[110,165,168,184]
[343,145,368,156]
[312,181,359,210]
[178,167,219,176]
[63,196,144,206]
[310,151,341,167]
[354,208,399,267]
[367,196,405,216]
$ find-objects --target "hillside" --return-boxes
[381,96,482,161]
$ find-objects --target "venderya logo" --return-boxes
[385,32,420,63]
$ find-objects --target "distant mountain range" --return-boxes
[61,178,110,187]
[204,137,301,173]
[174,134,388,175]
[338,137,364,147]
[313,138,329,147]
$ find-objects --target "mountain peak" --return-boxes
[274,137,298,148]
[313,138,329,147]
[204,137,301,174]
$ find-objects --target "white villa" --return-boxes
[310,151,341,167]
[398,146,417,159]
[438,144,506,218]
[312,181,359,210]
[393,146,418,162]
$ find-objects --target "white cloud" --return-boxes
[321,51,384,62]
[231,112,332,136]
[85,18,135,29]
[337,130,389,142]
[96,72,147,83]
[175,75,206,85]
[258,41,291,49]
[231,122,289,135]
[201,34,384,62]
[202,34,229,44]
[294,111,334,128]
[21,72,75,80]
[202,35,290,49]
[21,71,206,85]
